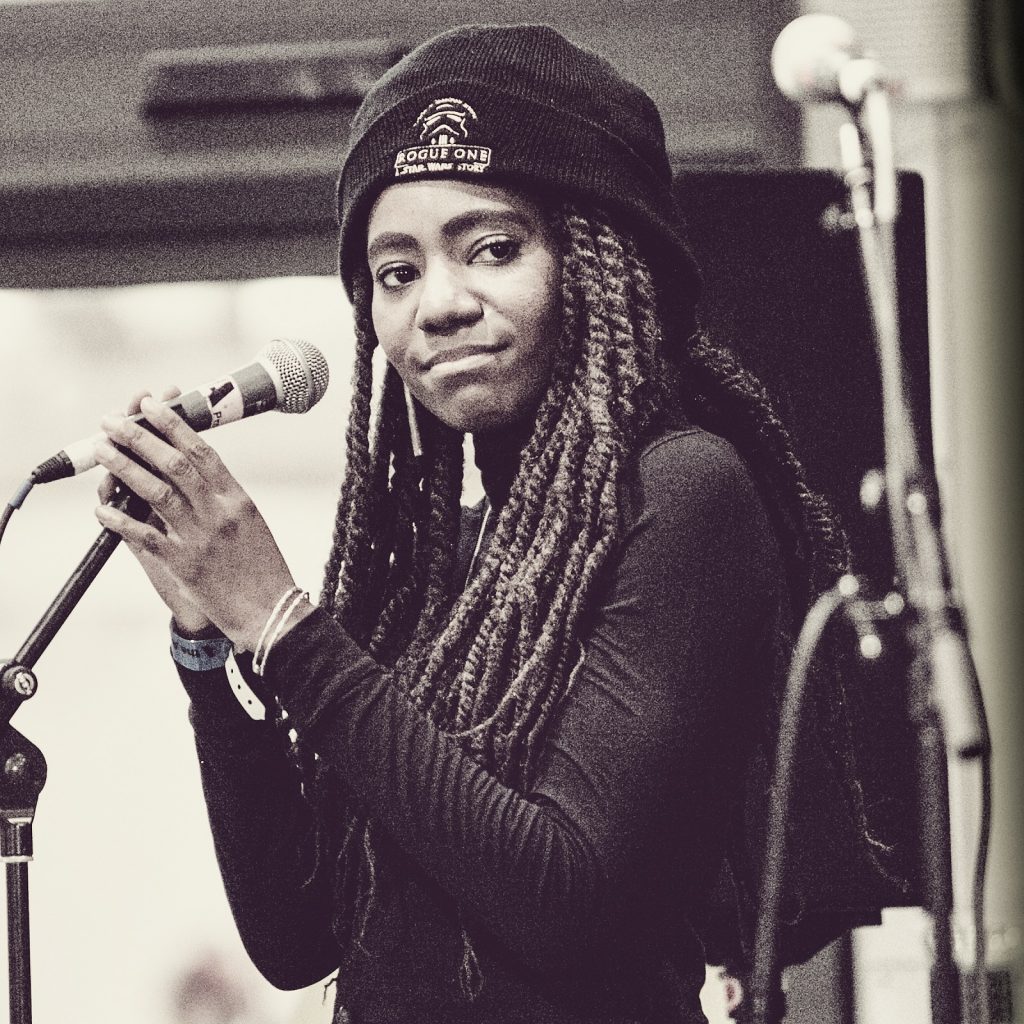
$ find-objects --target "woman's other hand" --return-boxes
[96,387,213,637]
[93,392,307,650]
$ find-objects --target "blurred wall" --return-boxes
[0,278,351,1022]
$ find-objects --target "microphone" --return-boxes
[31,338,330,484]
[771,14,889,106]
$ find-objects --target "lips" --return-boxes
[424,342,506,369]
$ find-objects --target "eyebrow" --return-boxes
[366,207,535,264]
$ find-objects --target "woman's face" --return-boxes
[366,179,562,434]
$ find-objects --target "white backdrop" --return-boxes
[0,277,351,1024]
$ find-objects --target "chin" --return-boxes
[437,404,513,434]
[426,386,532,435]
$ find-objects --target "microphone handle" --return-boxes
[13,487,151,672]
[31,392,210,484]
[31,361,279,484]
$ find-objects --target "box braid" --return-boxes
[309,198,881,967]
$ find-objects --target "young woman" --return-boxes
[94,24,873,1024]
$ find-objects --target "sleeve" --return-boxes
[177,657,343,989]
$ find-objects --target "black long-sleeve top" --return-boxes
[177,427,781,1024]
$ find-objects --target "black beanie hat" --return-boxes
[337,23,701,311]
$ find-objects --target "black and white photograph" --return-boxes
[1,2,1020,1022]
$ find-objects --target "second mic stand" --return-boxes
[840,96,991,1024]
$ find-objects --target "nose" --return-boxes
[414,261,482,335]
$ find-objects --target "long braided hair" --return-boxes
[312,197,859,963]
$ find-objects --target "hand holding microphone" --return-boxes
[95,383,217,637]
[86,339,329,652]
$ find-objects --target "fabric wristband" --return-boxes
[169,624,233,672]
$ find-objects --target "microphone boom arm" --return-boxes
[1,487,150,729]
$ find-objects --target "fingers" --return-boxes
[136,395,229,486]
[93,437,183,514]
[97,471,120,505]
[94,498,169,555]
[126,385,182,416]
[126,389,151,417]
[94,408,199,515]
[98,390,152,503]
[97,399,208,496]
[96,386,183,502]
[95,393,237,526]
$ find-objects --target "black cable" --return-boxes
[0,504,14,550]
[751,582,848,1024]
[0,479,35,551]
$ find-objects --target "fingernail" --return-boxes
[100,413,126,432]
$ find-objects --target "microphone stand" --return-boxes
[839,92,990,1024]
[1,487,149,1024]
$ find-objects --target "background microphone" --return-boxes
[31,337,330,484]
[771,14,890,106]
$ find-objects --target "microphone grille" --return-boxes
[771,14,858,102]
[263,338,330,413]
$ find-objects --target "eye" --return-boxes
[374,262,419,291]
[470,236,521,265]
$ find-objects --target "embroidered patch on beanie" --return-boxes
[393,97,493,178]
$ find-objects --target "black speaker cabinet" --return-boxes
[672,169,928,921]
